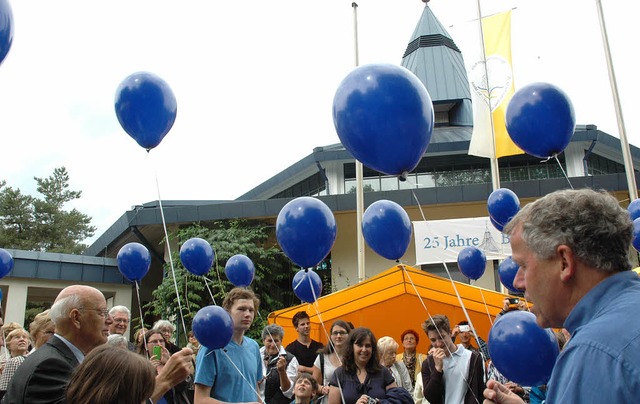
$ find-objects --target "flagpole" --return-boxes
[474,0,500,191]
[595,0,637,200]
[352,2,366,283]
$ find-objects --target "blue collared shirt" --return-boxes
[546,271,640,403]
[53,333,85,363]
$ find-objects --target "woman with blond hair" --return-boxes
[377,336,413,392]
[0,328,31,398]
[29,309,55,351]
[67,344,155,404]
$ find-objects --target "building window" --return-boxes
[272,172,327,199]
[585,153,626,175]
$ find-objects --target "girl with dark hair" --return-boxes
[327,327,396,404]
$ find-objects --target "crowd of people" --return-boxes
[0,188,638,403]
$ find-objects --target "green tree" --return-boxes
[0,167,96,254]
[146,220,294,343]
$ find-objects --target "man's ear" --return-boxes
[69,308,82,329]
[557,245,576,282]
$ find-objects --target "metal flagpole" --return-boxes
[595,0,637,200]
[352,2,366,283]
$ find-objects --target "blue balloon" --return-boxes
[629,199,640,221]
[0,0,14,67]
[0,248,14,279]
[180,237,214,276]
[505,82,575,158]
[276,197,337,268]
[457,246,486,280]
[292,269,323,303]
[499,256,521,294]
[333,63,434,176]
[117,242,151,282]
[115,72,177,150]
[489,310,559,386]
[490,215,504,233]
[362,200,412,261]
[225,254,255,287]
[192,305,233,350]
[632,218,640,252]
[488,188,520,229]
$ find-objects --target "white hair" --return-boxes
[49,295,82,326]
[109,305,130,318]
[107,333,129,348]
[152,320,175,333]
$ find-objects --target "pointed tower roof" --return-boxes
[402,1,473,127]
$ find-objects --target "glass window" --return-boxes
[381,177,398,191]
[363,178,380,192]
[416,173,436,188]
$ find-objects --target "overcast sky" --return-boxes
[0,0,636,245]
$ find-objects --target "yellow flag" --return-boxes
[468,10,523,158]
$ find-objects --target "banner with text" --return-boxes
[413,217,512,265]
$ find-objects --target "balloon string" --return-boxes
[135,281,149,354]
[553,154,574,189]
[410,188,428,222]
[202,276,218,306]
[479,289,494,327]
[154,170,188,341]
[220,349,262,400]
[440,261,483,404]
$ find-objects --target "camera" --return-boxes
[458,325,471,332]
[366,397,378,404]
[508,297,519,305]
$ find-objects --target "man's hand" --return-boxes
[151,348,194,402]
[429,348,446,373]
[483,379,525,404]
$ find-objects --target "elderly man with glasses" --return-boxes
[108,305,136,351]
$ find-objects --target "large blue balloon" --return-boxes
[225,254,255,287]
[292,269,323,303]
[489,310,559,386]
[333,63,434,177]
[276,197,337,268]
[115,72,177,150]
[487,188,520,230]
[0,248,14,279]
[362,200,412,261]
[117,242,151,282]
[505,82,575,158]
[629,199,640,221]
[0,0,14,67]
[632,218,640,252]
[457,246,486,280]
[499,256,521,294]
[192,305,233,350]
[180,238,214,276]
[490,215,504,233]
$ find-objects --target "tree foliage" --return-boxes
[0,167,96,254]
[145,220,295,342]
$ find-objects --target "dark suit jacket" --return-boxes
[2,335,80,404]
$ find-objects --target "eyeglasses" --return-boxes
[113,318,129,324]
[79,308,109,318]
[332,331,348,336]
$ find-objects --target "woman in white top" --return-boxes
[312,320,353,403]
[378,336,413,392]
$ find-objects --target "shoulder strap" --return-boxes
[320,353,325,384]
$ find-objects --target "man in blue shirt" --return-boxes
[194,288,262,404]
[484,189,640,403]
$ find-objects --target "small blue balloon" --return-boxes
[0,0,14,67]
[115,72,177,150]
[629,199,640,221]
[225,254,255,287]
[362,200,412,261]
[0,248,14,279]
[505,82,575,158]
[488,188,520,229]
[457,246,486,280]
[276,197,337,268]
[333,63,434,176]
[489,310,559,386]
[180,238,214,276]
[192,305,234,350]
[117,242,151,282]
[292,269,323,303]
[499,256,521,294]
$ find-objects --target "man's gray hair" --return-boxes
[261,323,285,341]
[109,305,130,318]
[49,295,82,326]
[152,320,175,333]
[504,188,632,273]
[107,333,129,348]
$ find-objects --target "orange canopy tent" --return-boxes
[269,265,511,354]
